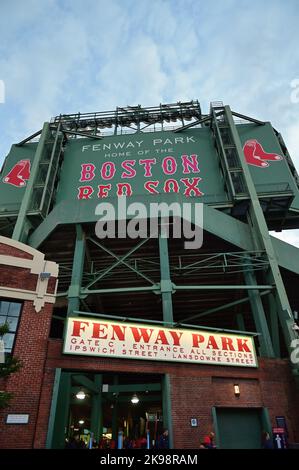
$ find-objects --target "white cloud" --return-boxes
[0,0,299,247]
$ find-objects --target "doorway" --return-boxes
[215,407,264,449]
[46,370,166,449]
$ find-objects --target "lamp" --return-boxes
[234,384,240,396]
[76,389,86,400]
[131,393,139,404]
[78,419,85,425]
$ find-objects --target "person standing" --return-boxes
[203,431,216,449]
[262,431,274,449]
[157,429,169,449]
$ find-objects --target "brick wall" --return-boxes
[0,240,298,449]
[0,242,33,259]
[0,239,56,449]
[32,339,299,449]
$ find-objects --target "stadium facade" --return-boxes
[0,101,299,449]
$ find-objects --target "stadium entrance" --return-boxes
[46,371,164,449]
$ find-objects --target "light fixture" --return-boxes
[234,384,240,396]
[39,272,51,281]
[131,393,139,404]
[78,419,85,425]
[76,389,86,400]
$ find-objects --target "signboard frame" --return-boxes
[6,414,29,424]
[63,316,258,368]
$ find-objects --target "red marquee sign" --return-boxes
[63,317,258,367]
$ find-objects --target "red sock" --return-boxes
[19,160,31,180]
[3,160,30,187]
[252,140,283,161]
[243,141,269,167]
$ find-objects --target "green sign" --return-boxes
[1,124,299,222]
[56,128,227,205]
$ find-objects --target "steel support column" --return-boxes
[159,231,173,448]
[90,375,103,442]
[158,233,173,324]
[236,313,246,331]
[243,266,275,357]
[224,106,299,375]
[46,368,61,449]
[267,293,281,357]
[112,376,119,443]
[12,122,50,243]
[67,224,85,315]
[162,374,174,449]
[49,371,71,449]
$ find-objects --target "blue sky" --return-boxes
[0,0,299,243]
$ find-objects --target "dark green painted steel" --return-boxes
[267,293,281,357]
[90,375,103,442]
[46,368,61,449]
[67,224,85,315]
[216,408,263,449]
[50,371,71,449]
[162,374,173,449]
[243,259,274,357]
[106,383,161,393]
[12,123,51,242]
[224,106,299,377]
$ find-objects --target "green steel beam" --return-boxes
[178,289,271,325]
[211,407,220,449]
[72,374,99,393]
[16,128,43,146]
[81,285,158,296]
[175,284,272,291]
[236,313,246,331]
[243,265,275,357]
[106,383,161,393]
[58,128,103,140]
[112,376,118,442]
[272,237,299,276]
[158,231,174,449]
[211,107,236,199]
[75,310,260,336]
[46,368,61,449]
[86,236,154,288]
[51,372,72,449]
[12,122,50,242]
[224,105,299,375]
[75,310,170,325]
[231,111,266,126]
[261,408,273,439]
[173,114,212,133]
[159,232,173,324]
[267,293,281,357]
[203,205,254,250]
[39,123,63,214]
[27,194,253,254]
[26,194,299,282]
[67,225,85,315]
[162,374,173,449]
[90,375,103,442]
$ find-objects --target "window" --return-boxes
[0,300,22,353]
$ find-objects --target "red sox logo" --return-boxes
[243,139,283,167]
[2,159,31,187]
